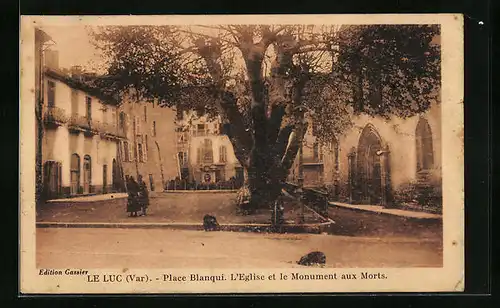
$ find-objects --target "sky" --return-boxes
[41,26,103,70]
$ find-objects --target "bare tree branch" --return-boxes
[178,29,239,48]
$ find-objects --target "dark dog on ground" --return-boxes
[297,251,326,266]
[203,214,220,231]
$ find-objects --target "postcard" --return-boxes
[19,14,464,294]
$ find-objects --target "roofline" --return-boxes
[44,67,121,106]
[35,28,52,43]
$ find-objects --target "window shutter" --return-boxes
[143,135,148,162]
[121,141,126,161]
[129,141,134,162]
[135,140,140,162]
[120,112,130,132]
[135,116,141,134]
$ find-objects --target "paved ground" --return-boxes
[327,206,442,238]
[36,228,443,269]
[37,192,323,225]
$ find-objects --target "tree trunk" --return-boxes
[246,160,286,210]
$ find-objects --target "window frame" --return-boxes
[85,96,92,120]
[47,80,56,108]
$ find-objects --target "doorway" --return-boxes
[70,153,80,195]
[356,125,384,204]
[102,164,108,194]
[43,161,62,199]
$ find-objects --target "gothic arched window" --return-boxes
[415,118,434,172]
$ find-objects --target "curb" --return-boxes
[46,194,128,203]
[158,190,239,194]
[328,202,442,221]
[36,221,334,234]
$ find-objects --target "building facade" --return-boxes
[118,97,178,192]
[288,101,442,210]
[173,111,244,187]
[287,121,339,190]
[41,64,125,199]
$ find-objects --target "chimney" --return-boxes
[44,49,59,70]
[70,65,84,77]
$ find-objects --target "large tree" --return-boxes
[88,24,440,210]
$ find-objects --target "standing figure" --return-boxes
[126,176,141,217]
[137,175,150,216]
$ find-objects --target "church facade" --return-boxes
[288,101,442,212]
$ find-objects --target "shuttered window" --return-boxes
[143,135,148,162]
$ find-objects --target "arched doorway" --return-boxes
[70,153,80,195]
[83,155,92,194]
[356,125,383,204]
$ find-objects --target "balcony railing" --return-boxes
[100,122,127,138]
[67,115,126,139]
[44,106,69,125]
[68,115,92,131]
[192,130,212,137]
[302,156,324,164]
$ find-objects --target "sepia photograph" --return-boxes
[20,15,464,294]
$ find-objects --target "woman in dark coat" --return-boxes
[137,175,150,216]
[126,176,141,217]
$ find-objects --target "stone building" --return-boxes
[339,102,441,209]
[288,101,442,211]
[117,97,178,192]
[40,61,125,199]
[288,121,339,191]
[286,34,442,212]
